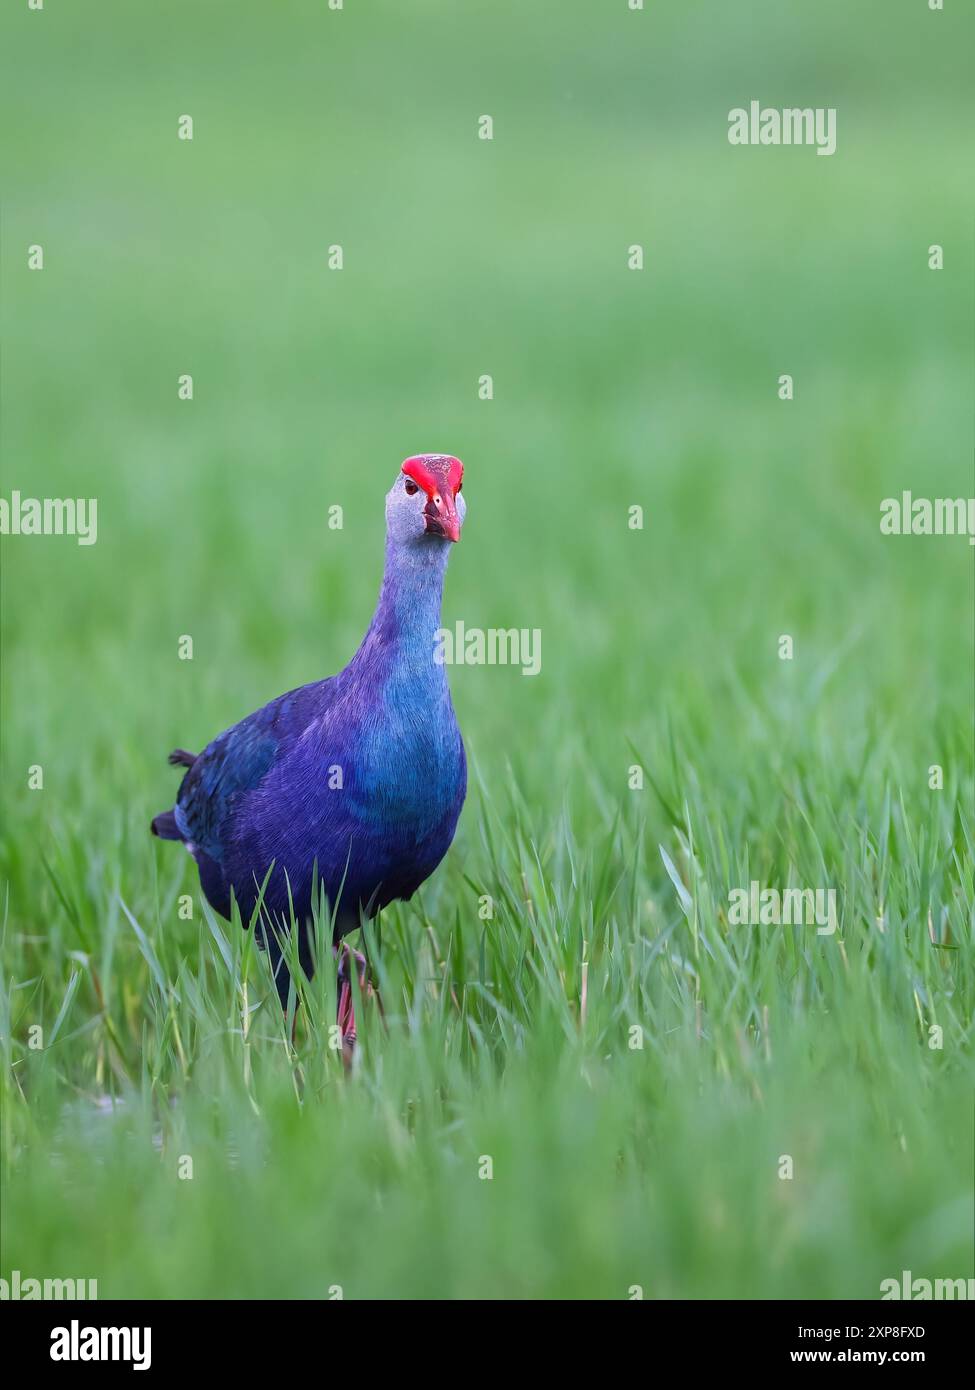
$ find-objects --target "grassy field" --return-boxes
[2,1,973,1299]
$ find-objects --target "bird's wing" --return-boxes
[174,681,327,863]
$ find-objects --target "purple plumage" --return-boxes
[152,455,467,1034]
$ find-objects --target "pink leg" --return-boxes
[335,944,376,1068]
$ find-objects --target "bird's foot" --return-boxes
[335,944,375,1070]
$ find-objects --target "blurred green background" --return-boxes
[1,0,972,1300]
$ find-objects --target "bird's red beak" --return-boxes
[403,454,464,543]
[423,493,461,543]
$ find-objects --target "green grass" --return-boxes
[1,0,973,1299]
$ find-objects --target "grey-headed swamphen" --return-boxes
[152,454,467,1059]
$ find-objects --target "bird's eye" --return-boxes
[404,479,419,495]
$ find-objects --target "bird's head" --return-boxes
[386,454,466,548]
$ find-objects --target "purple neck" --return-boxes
[348,535,452,686]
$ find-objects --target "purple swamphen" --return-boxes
[151,454,467,1056]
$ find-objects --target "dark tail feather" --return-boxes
[168,748,197,768]
[151,810,183,840]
